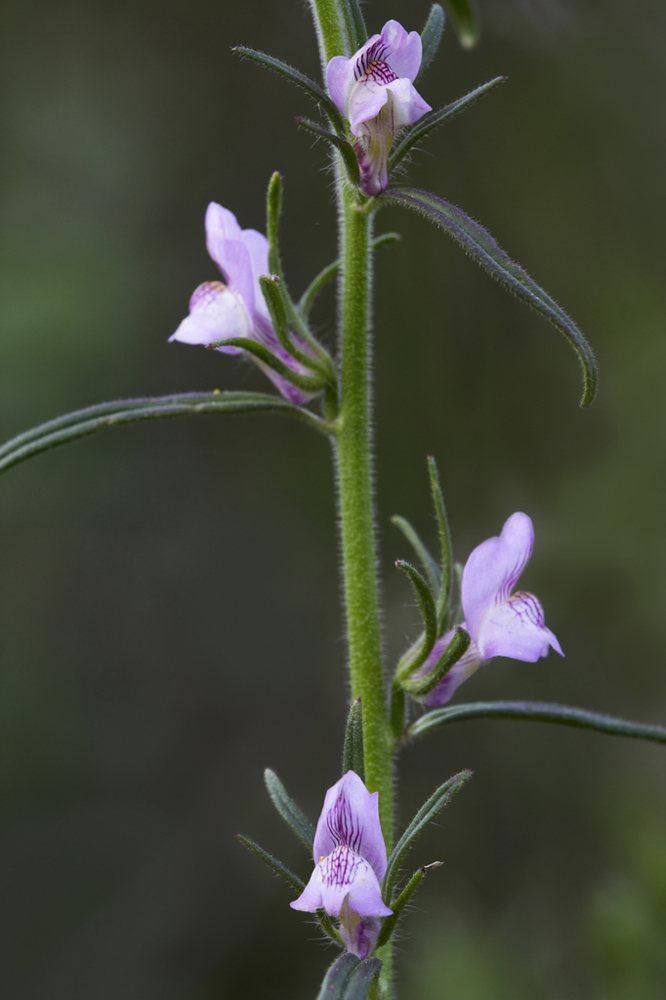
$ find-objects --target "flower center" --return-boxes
[353,39,398,86]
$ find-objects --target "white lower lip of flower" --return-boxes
[170,280,253,348]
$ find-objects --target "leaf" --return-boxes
[384,187,598,406]
[297,117,360,187]
[213,337,326,395]
[343,958,382,999]
[232,46,347,136]
[264,768,316,850]
[389,77,507,172]
[419,4,446,77]
[391,515,440,593]
[395,560,438,675]
[316,954,360,1000]
[0,392,330,477]
[342,698,365,782]
[443,0,479,48]
[237,834,305,893]
[376,865,430,947]
[382,770,472,897]
[407,701,666,744]
[266,171,284,279]
[400,626,471,698]
[427,456,453,627]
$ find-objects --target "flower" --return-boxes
[326,20,431,196]
[290,770,391,958]
[419,512,564,707]
[170,202,314,404]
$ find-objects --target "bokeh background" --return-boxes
[1,0,666,996]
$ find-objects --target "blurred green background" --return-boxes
[1,0,665,997]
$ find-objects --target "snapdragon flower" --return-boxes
[170,203,314,404]
[419,512,563,706]
[327,20,431,196]
[290,770,391,958]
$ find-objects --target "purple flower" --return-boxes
[290,770,391,958]
[170,203,314,404]
[326,20,431,196]
[419,513,564,707]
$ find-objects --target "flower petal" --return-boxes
[462,512,535,643]
[290,846,391,919]
[476,591,564,661]
[204,203,255,315]
[169,281,250,353]
[313,771,387,881]
[326,53,358,114]
[380,20,423,81]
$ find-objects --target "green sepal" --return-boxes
[296,117,361,187]
[264,768,316,850]
[382,771,472,898]
[209,336,326,395]
[338,0,367,53]
[427,456,453,629]
[343,958,382,999]
[395,560,438,677]
[232,46,347,136]
[376,862,442,947]
[400,626,471,698]
[316,954,360,1000]
[0,391,331,477]
[418,4,446,77]
[237,833,305,893]
[384,186,598,406]
[391,515,440,594]
[342,697,365,782]
[443,0,479,48]
[298,233,400,319]
[258,274,331,380]
[266,171,284,279]
[389,77,506,172]
[406,700,666,745]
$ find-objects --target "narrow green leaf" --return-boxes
[237,834,305,893]
[376,864,434,947]
[298,234,400,319]
[342,697,365,781]
[264,768,316,850]
[443,0,479,48]
[384,187,598,406]
[338,0,367,53]
[418,4,446,77]
[383,770,472,897]
[266,171,283,278]
[233,46,348,136]
[391,515,440,593]
[389,77,506,172]
[0,392,330,477]
[343,958,382,1000]
[296,116,360,187]
[427,456,453,628]
[395,560,438,676]
[407,701,666,744]
[212,336,326,394]
[316,953,360,1000]
[401,626,471,698]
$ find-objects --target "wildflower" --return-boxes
[327,20,431,196]
[170,203,314,403]
[290,770,391,958]
[420,512,563,706]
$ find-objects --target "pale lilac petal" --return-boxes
[349,79,391,134]
[169,281,250,353]
[290,847,390,919]
[380,21,422,81]
[326,54,357,114]
[476,591,564,661]
[462,512,535,643]
[204,204,255,315]
[313,771,387,881]
[384,78,432,130]
[339,915,382,960]
[241,228,271,323]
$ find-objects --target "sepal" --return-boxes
[395,560,438,675]
[264,767,316,849]
[232,46,348,136]
[315,953,382,1000]
[418,4,446,77]
[382,770,471,897]
[209,336,326,395]
[391,515,440,593]
[389,76,507,172]
[384,186,598,406]
[400,626,471,698]
[427,455,454,629]
[342,698,365,782]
